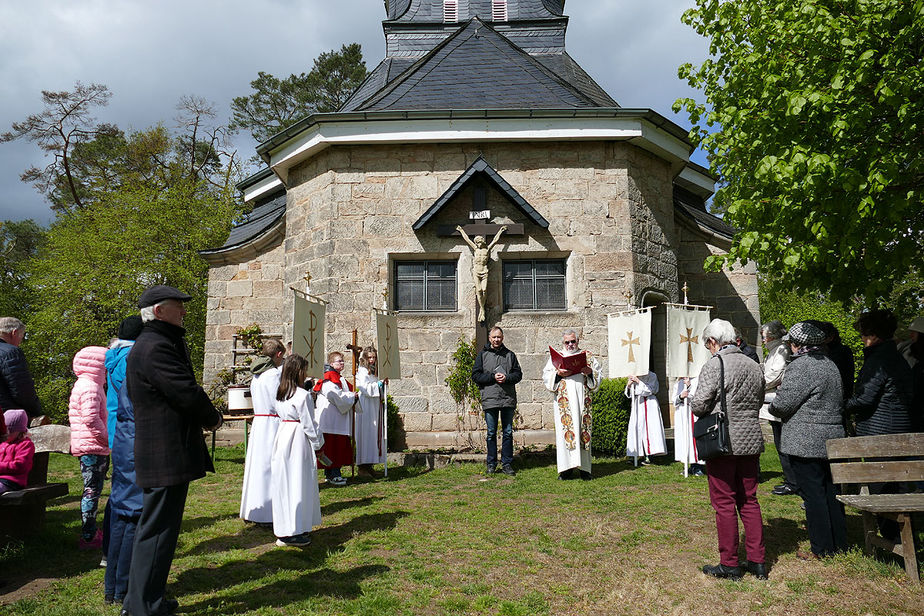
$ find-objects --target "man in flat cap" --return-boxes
[123,285,221,616]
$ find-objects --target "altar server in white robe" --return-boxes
[355,346,387,477]
[673,376,705,476]
[625,371,667,464]
[271,354,323,547]
[240,339,285,524]
[543,329,601,480]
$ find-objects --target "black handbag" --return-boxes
[693,354,731,460]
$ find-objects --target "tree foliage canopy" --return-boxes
[675,0,924,304]
[230,43,368,142]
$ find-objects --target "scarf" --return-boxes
[313,370,353,392]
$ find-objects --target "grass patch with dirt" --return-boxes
[1,446,921,615]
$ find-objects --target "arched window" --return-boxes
[492,0,508,21]
[444,0,458,22]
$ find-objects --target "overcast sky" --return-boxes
[0,0,710,224]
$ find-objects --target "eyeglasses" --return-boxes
[331,359,345,364]
[563,340,578,345]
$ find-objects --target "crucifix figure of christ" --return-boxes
[622,331,640,363]
[680,327,698,363]
[456,224,507,322]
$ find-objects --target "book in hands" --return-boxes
[549,346,587,373]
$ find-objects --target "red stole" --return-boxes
[313,370,353,392]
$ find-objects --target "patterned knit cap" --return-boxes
[782,321,826,346]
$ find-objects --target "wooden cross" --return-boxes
[622,331,640,363]
[680,327,698,363]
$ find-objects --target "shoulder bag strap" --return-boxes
[717,354,727,416]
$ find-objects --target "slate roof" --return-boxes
[673,186,735,240]
[413,156,550,230]
[385,0,565,22]
[342,18,614,112]
[199,191,286,264]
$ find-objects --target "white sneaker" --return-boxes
[100,557,107,567]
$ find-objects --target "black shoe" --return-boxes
[501,463,516,476]
[486,464,497,475]
[164,599,179,613]
[702,563,742,580]
[690,464,706,477]
[579,470,592,481]
[745,561,768,580]
[558,469,575,480]
[105,595,115,606]
[772,484,797,496]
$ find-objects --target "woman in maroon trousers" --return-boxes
[692,319,768,581]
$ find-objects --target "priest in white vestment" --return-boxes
[355,346,387,477]
[271,354,324,546]
[240,339,284,524]
[543,329,601,480]
[625,371,667,464]
[673,376,705,475]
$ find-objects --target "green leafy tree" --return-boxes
[0,219,46,318]
[231,43,368,142]
[674,0,924,303]
[25,177,240,422]
[1,82,119,212]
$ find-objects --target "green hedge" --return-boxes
[590,377,631,455]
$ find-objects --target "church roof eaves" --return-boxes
[200,192,287,266]
[412,155,549,231]
[257,107,692,160]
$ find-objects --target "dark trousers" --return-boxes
[484,407,514,467]
[705,454,765,566]
[124,483,188,616]
[789,456,848,556]
[771,422,798,489]
[105,513,139,600]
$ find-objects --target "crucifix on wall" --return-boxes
[456,224,507,322]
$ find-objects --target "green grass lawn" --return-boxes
[1,446,922,616]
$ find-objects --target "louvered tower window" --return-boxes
[492,0,508,21]
[444,0,458,22]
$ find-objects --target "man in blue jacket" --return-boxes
[471,327,522,476]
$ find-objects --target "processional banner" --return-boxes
[293,293,326,378]
[607,308,652,378]
[666,304,712,378]
[375,311,401,381]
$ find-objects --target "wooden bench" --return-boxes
[827,433,924,582]
[0,424,70,542]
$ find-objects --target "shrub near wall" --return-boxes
[591,378,631,455]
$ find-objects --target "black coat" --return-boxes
[126,319,220,489]
[0,340,42,417]
[846,340,913,436]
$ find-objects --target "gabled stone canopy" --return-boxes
[413,155,549,230]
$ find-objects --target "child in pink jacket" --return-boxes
[0,409,35,493]
[69,345,110,550]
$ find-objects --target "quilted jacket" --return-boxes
[847,339,913,435]
[0,340,42,417]
[692,345,766,456]
[68,346,110,456]
[769,351,845,459]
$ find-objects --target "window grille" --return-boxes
[492,0,508,22]
[503,259,566,311]
[444,0,458,22]
[395,261,457,311]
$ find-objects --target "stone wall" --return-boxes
[203,240,286,382]
[202,139,758,447]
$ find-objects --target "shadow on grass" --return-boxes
[321,495,385,516]
[173,510,408,606]
[181,564,391,614]
[763,516,805,565]
[182,513,239,534]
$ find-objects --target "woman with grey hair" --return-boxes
[692,318,767,580]
[769,322,847,559]
[759,320,798,497]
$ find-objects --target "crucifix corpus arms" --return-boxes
[457,224,507,322]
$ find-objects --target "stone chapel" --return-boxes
[200,0,759,447]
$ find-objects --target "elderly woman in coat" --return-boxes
[759,320,798,497]
[769,322,847,559]
[692,319,767,580]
